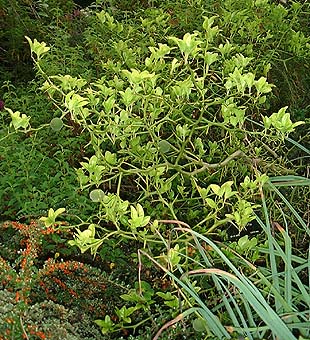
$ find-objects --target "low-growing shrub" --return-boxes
[0,220,125,339]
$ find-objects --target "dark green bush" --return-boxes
[0,0,75,83]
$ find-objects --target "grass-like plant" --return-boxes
[136,175,310,339]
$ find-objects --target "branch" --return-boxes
[172,150,245,176]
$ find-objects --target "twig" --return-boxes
[157,220,191,228]
[19,316,29,340]
[186,150,245,176]
[153,313,185,340]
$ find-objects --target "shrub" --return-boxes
[0,0,309,338]
[0,0,75,83]
[0,220,121,339]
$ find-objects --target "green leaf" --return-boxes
[68,224,103,255]
[122,69,156,85]
[209,184,220,196]
[267,175,310,187]
[263,107,304,135]
[105,151,117,166]
[39,208,66,227]
[193,318,209,332]
[50,117,63,131]
[90,189,105,202]
[204,52,218,66]
[158,140,171,153]
[115,306,138,324]
[129,204,150,229]
[103,96,116,113]
[5,107,30,130]
[120,87,139,106]
[26,36,50,59]
[168,244,181,267]
[95,315,115,334]
[169,33,202,63]
[156,292,179,309]
[255,77,273,94]
[205,198,217,209]
[65,91,89,114]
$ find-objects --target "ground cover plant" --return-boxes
[0,0,309,339]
